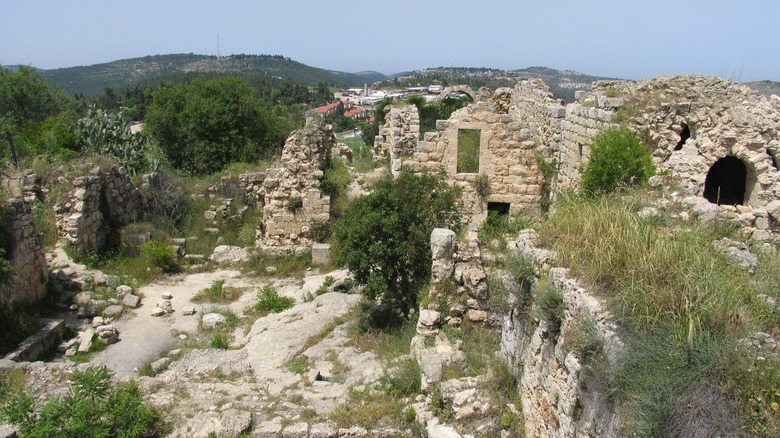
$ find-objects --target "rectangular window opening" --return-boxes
[457,129,481,173]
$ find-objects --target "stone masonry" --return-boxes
[258,119,335,254]
[376,75,780,226]
[54,165,143,255]
[0,196,48,306]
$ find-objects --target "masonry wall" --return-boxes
[0,197,48,306]
[54,165,143,255]
[259,121,334,254]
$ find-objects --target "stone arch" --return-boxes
[703,156,755,205]
[441,85,476,102]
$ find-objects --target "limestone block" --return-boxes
[430,228,456,260]
[122,294,141,308]
[311,243,331,265]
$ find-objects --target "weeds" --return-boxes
[255,285,295,314]
[192,280,242,303]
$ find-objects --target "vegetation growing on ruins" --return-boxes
[334,171,461,320]
[0,366,162,437]
[539,194,780,436]
[580,127,655,197]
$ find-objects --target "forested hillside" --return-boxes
[39,54,387,96]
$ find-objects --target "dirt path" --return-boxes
[90,269,266,378]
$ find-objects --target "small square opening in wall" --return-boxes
[457,129,481,173]
[487,202,510,216]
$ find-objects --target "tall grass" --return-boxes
[538,195,780,435]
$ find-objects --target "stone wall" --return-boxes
[410,102,546,225]
[501,230,623,438]
[373,105,420,176]
[0,197,48,306]
[54,165,143,255]
[258,120,335,254]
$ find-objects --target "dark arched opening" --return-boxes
[675,124,691,151]
[703,156,747,205]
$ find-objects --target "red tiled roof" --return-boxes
[315,102,341,113]
[344,108,365,118]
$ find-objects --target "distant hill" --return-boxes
[746,80,780,98]
[381,66,617,102]
[37,54,387,96]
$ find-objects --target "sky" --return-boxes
[2,0,779,81]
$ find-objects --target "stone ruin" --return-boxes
[0,196,48,306]
[54,165,144,255]
[375,75,780,229]
[257,119,337,254]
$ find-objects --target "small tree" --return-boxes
[580,126,655,197]
[0,66,67,168]
[334,171,460,316]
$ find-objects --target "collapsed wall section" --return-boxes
[0,197,48,306]
[54,165,143,255]
[502,231,623,437]
[373,105,420,176]
[258,121,335,254]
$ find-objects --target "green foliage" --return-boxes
[361,98,394,147]
[316,276,336,296]
[0,246,12,285]
[334,171,460,314]
[0,366,160,437]
[564,312,603,363]
[210,333,229,349]
[536,284,564,340]
[193,280,241,304]
[580,127,655,197]
[457,129,481,173]
[322,157,353,219]
[76,108,158,174]
[472,173,490,198]
[0,66,69,168]
[383,358,421,397]
[145,77,289,175]
[479,211,532,246]
[139,240,178,273]
[539,195,780,435]
[255,285,295,314]
[286,196,303,212]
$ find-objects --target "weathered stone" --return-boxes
[150,307,165,317]
[182,306,197,316]
[78,329,94,352]
[431,228,456,259]
[209,245,250,264]
[102,305,124,318]
[311,243,331,265]
[116,285,133,297]
[202,312,228,329]
[157,300,173,313]
[122,294,141,308]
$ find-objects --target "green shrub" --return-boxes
[472,174,490,198]
[210,333,229,349]
[580,127,655,197]
[193,280,240,303]
[140,240,178,273]
[255,285,295,314]
[479,211,532,245]
[286,196,303,212]
[536,284,564,340]
[334,171,460,317]
[0,366,160,437]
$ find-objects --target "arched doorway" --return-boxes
[703,156,747,205]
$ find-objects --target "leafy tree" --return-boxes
[580,126,655,197]
[333,171,460,317]
[145,77,289,175]
[0,66,67,168]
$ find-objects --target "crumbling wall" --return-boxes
[0,197,48,306]
[410,102,545,225]
[373,105,420,176]
[54,165,143,255]
[501,230,623,437]
[258,120,335,254]
[555,76,780,208]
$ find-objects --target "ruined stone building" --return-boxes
[375,76,780,227]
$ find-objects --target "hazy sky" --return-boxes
[2,0,778,81]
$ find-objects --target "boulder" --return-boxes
[209,245,250,264]
[102,305,124,318]
[122,294,141,308]
[202,312,228,329]
[116,285,133,297]
[431,228,456,259]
